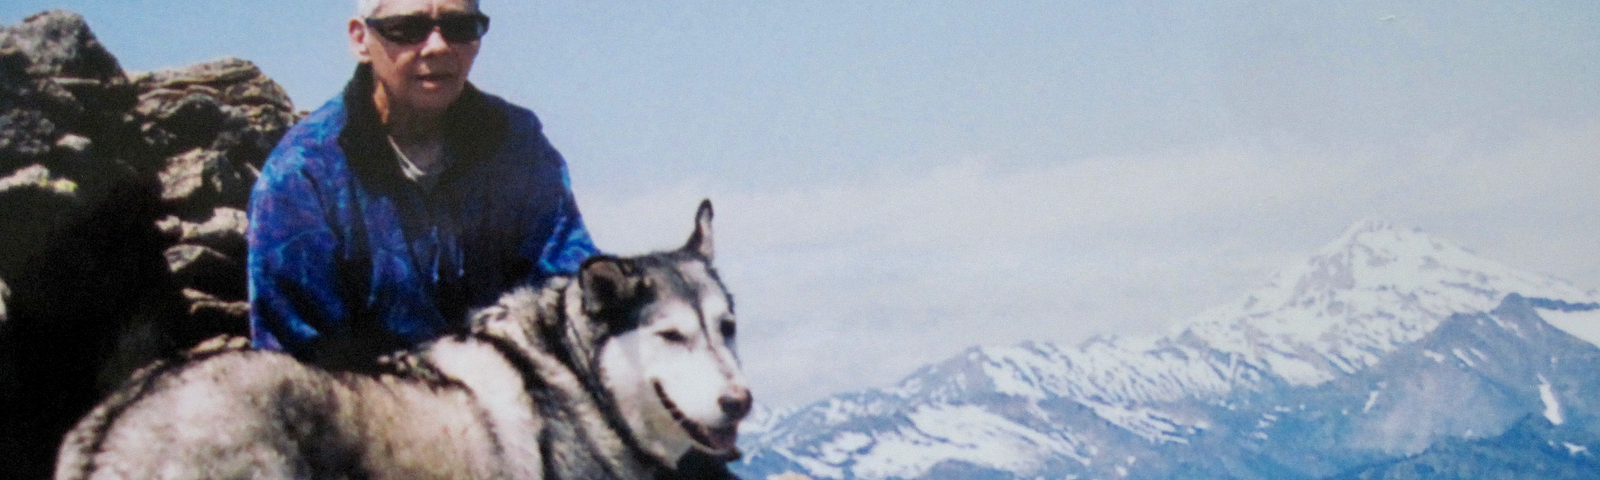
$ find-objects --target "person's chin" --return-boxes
[407,83,464,110]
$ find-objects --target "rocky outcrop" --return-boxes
[0,11,297,478]
[136,56,296,333]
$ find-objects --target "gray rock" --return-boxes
[131,57,296,164]
[131,58,299,325]
[155,207,248,244]
[0,10,136,170]
[0,109,59,164]
[0,163,76,196]
[0,12,299,478]
[0,10,124,81]
[132,58,296,219]
[180,287,250,321]
[156,147,222,201]
[53,132,90,154]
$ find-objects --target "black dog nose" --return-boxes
[719,387,753,420]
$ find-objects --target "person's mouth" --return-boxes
[416,72,456,83]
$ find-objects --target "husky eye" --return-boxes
[658,330,688,343]
[719,320,736,339]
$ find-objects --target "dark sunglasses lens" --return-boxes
[375,16,434,44]
[437,15,489,42]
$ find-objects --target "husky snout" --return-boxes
[719,384,752,421]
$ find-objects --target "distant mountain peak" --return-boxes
[1182,220,1597,386]
[1338,217,1402,238]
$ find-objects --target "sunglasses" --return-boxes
[365,13,491,45]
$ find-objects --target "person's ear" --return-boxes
[349,18,372,63]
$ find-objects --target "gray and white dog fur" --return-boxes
[54,200,750,480]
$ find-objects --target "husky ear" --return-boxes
[682,199,714,261]
[580,256,641,317]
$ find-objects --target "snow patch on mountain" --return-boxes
[1085,402,1193,444]
[744,403,802,436]
[846,404,1089,479]
[1538,375,1564,426]
[1363,390,1381,413]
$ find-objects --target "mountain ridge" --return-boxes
[733,220,1600,480]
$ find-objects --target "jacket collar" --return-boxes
[337,63,509,187]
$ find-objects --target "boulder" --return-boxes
[0,9,139,181]
[0,11,298,479]
[130,58,297,322]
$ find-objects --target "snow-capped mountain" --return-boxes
[732,221,1600,480]
[1183,219,1595,387]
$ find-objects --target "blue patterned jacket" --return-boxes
[247,66,598,365]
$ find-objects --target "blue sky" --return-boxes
[5,1,1598,405]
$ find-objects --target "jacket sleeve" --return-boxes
[247,146,348,356]
[529,144,600,283]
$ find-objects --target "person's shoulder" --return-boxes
[283,97,350,147]
[260,97,350,180]
[472,90,545,134]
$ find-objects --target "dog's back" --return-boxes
[57,349,332,479]
[55,339,543,480]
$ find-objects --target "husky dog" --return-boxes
[55,200,751,480]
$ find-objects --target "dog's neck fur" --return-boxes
[467,278,681,480]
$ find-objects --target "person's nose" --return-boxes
[419,28,451,56]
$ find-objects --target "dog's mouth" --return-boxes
[652,380,740,460]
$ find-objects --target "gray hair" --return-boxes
[356,0,480,18]
[356,0,382,18]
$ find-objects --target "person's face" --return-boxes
[349,0,482,115]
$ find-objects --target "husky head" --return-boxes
[581,200,752,464]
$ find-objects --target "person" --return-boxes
[247,0,599,367]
